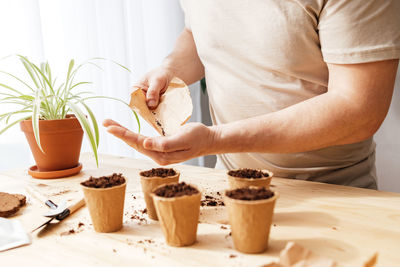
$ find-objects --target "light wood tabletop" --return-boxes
[1,153,399,266]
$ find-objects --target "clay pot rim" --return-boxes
[227,169,274,181]
[21,114,78,123]
[80,181,127,192]
[139,169,180,180]
[20,114,83,134]
[151,182,201,202]
[224,189,279,205]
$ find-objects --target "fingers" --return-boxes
[102,119,128,130]
[105,125,144,150]
[103,121,173,164]
[143,135,189,153]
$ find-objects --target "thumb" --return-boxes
[146,77,167,109]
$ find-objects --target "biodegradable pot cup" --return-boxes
[227,169,273,190]
[224,190,279,254]
[81,182,126,233]
[140,169,180,220]
[151,184,201,247]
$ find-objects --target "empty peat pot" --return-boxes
[140,168,180,220]
[227,168,273,190]
[151,182,201,247]
[81,173,126,233]
[224,186,278,254]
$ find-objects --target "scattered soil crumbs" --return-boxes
[228,168,269,179]
[130,209,148,224]
[201,194,225,207]
[154,182,198,198]
[229,254,237,259]
[332,227,337,230]
[273,224,277,227]
[113,249,117,253]
[226,187,274,201]
[220,225,228,230]
[140,168,176,178]
[61,229,76,236]
[60,222,86,236]
[81,173,126,188]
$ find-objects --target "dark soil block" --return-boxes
[228,169,269,179]
[81,173,126,188]
[140,168,176,178]
[154,182,199,198]
[226,187,274,201]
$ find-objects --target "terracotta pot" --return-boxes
[224,189,279,254]
[152,183,201,247]
[140,169,180,220]
[20,115,83,172]
[227,169,273,190]
[81,182,126,233]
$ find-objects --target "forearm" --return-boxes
[210,60,398,155]
[162,28,204,85]
[210,92,385,154]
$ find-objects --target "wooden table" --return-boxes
[1,153,400,266]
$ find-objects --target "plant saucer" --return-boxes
[28,163,82,179]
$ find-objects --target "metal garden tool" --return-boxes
[31,198,85,233]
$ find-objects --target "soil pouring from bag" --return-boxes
[228,169,269,179]
[226,187,274,201]
[140,168,176,178]
[154,182,199,198]
[81,173,126,188]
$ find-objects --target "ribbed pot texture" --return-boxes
[20,116,84,172]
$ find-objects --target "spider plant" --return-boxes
[0,55,140,166]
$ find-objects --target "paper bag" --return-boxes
[129,77,193,136]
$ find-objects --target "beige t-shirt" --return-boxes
[180,0,400,188]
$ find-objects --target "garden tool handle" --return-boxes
[68,198,85,214]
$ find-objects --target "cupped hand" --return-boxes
[133,66,175,109]
[103,119,217,165]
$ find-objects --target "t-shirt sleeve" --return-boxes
[180,0,191,30]
[318,0,400,64]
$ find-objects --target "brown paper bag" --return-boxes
[81,183,126,233]
[224,190,279,253]
[129,77,193,136]
[152,184,201,247]
[140,170,180,220]
[227,170,273,190]
[262,242,378,267]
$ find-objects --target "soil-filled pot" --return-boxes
[152,182,201,247]
[227,168,273,190]
[140,168,180,220]
[224,187,278,254]
[81,174,126,233]
[20,115,83,172]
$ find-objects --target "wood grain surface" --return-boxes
[1,153,399,266]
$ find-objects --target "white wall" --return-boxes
[375,67,400,192]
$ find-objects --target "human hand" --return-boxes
[103,119,217,165]
[133,66,175,109]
